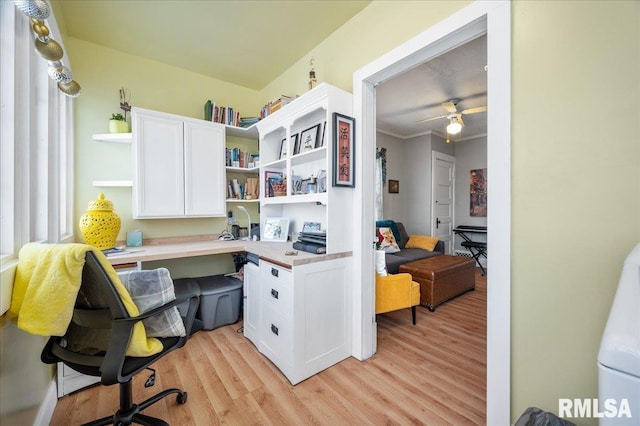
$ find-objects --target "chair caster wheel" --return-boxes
[177,392,188,404]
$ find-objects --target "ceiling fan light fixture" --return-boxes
[446,119,462,135]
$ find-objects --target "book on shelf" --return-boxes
[226,147,257,168]
[292,241,326,255]
[204,100,243,127]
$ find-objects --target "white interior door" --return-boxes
[431,152,455,254]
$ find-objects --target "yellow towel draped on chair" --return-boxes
[8,243,163,357]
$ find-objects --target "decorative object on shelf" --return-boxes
[79,193,121,250]
[14,0,81,97]
[245,177,259,200]
[308,58,317,90]
[389,179,399,194]
[300,124,320,152]
[109,113,130,133]
[332,113,356,188]
[262,217,290,242]
[119,87,131,122]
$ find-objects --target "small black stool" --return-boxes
[461,241,487,275]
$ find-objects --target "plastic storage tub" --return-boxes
[191,274,243,330]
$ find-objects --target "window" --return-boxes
[0,1,74,262]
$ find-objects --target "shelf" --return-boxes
[92,180,132,187]
[226,166,260,174]
[226,198,259,203]
[262,192,327,205]
[92,133,132,143]
[291,146,326,166]
[225,123,258,139]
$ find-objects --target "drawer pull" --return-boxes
[271,324,279,336]
[271,267,278,277]
[270,288,279,299]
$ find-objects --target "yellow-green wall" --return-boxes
[68,38,262,256]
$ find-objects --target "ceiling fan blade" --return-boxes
[442,101,458,113]
[415,114,447,123]
[461,105,488,115]
[457,115,464,127]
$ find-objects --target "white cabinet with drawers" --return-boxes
[251,257,352,385]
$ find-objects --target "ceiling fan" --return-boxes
[416,98,487,135]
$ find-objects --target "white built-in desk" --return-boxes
[105,235,353,386]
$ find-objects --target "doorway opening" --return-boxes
[352,2,511,424]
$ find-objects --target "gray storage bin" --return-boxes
[193,275,243,330]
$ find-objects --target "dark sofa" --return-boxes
[384,222,444,274]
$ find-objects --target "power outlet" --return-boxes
[227,211,235,225]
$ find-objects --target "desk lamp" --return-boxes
[237,206,252,241]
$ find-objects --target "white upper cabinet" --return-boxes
[132,107,226,218]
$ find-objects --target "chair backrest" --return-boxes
[41,251,138,383]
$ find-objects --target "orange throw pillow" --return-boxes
[406,235,439,251]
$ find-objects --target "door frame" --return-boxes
[431,151,456,254]
[351,1,511,424]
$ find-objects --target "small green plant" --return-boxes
[111,113,125,121]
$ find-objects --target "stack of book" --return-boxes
[239,117,260,128]
[204,100,242,127]
[293,231,327,254]
[260,95,295,119]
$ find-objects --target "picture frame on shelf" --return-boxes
[316,121,327,148]
[279,137,288,159]
[389,179,399,193]
[300,124,320,152]
[332,113,356,187]
[317,169,327,192]
[292,133,301,155]
[262,217,290,242]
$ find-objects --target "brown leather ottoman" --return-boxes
[399,255,475,311]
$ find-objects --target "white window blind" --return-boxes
[0,0,74,262]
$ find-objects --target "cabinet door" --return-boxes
[184,121,225,217]
[133,112,184,218]
[243,261,260,346]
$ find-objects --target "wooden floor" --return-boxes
[51,269,486,425]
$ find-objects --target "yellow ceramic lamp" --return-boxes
[79,193,121,249]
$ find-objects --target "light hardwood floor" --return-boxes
[51,269,486,425]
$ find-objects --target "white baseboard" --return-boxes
[33,380,57,426]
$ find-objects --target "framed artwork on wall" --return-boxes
[388,179,399,193]
[300,124,320,152]
[332,113,355,187]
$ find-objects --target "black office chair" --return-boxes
[41,251,201,426]
[461,240,487,276]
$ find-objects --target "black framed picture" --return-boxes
[279,138,287,159]
[291,133,301,155]
[316,121,327,148]
[300,124,320,152]
[332,113,355,187]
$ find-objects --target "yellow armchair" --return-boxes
[375,272,421,325]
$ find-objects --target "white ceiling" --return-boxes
[54,1,486,139]
[376,34,488,140]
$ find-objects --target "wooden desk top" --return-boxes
[106,235,351,268]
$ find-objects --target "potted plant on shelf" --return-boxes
[108,113,129,133]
